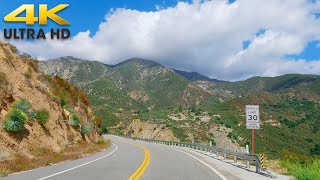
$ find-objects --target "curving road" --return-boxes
[2,135,241,180]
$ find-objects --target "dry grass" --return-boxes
[0,72,8,87]
[0,138,110,177]
[265,159,288,174]
[42,75,90,106]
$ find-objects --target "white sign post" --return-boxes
[246,105,260,154]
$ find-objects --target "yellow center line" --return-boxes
[128,143,151,180]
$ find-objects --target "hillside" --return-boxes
[39,57,320,159]
[39,57,214,127]
[173,69,223,82]
[0,43,102,164]
[201,74,320,99]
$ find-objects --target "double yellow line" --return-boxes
[128,144,151,180]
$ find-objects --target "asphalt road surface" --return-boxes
[2,135,231,180]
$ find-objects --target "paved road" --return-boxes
[2,135,230,180]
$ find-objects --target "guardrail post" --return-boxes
[224,153,227,160]
[216,151,219,157]
[256,160,261,173]
[234,155,237,163]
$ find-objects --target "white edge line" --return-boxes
[173,148,228,180]
[36,143,118,180]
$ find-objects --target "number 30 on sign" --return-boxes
[246,105,260,129]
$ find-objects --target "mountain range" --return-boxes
[39,56,320,158]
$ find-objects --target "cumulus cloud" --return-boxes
[7,0,320,81]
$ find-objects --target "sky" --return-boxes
[1,0,320,81]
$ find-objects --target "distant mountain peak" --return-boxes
[113,58,163,68]
[55,56,85,62]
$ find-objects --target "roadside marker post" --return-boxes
[260,153,266,169]
[246,105,260,154]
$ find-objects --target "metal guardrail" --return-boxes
[121,136,263,174]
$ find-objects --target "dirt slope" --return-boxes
[0,42,99,161]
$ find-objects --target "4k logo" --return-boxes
[3,4,71,40]
[4,4,70,25]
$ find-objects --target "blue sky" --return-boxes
[286,41,320,60]
[2,0,320,80]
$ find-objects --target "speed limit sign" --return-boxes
[246,105,260,129]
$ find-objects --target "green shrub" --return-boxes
[70,114,80,127]
[30,111,37,120]
[35,109,50,124]
[227,131,238,140]
[171,127,187,142]
[3,108,28,132]
[60,97,67,107]
[310,144,320,156]
[80,124,89,135]
[101,123,108,134]
[65,107,81,127]
[283,160,320,180]
[12,99,31,114]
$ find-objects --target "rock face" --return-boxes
[125,119,177,141]
[209,126,245,152]
[0,42,99,160]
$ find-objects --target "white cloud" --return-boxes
[7,0,320,81]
